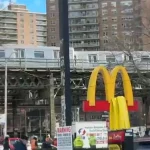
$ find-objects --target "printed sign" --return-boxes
[108,131,125,143]
[57,126,72,150]
[75,121,108,148]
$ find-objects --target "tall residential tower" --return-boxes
[46,0,142,51]
[0,4,47,46]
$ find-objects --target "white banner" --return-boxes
[75,121,108,148]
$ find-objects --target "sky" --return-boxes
[0,0,46,13]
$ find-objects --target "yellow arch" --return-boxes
[111,66,133,106]
[87,66,111,106]
[109,96,130,130]
[87,66,133,106]
[117,96,130,129]
[109,98,119,130]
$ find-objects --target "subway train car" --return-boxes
[0,44,150,70]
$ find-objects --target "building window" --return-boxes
[34,51,44,58]
[104,40,108,43]
[14,49,25,58]
[51,43,56,46]
[50,20,55,24]
[50,36,55,39]
[103,32,108,36]
[21,40,24,44]
[53,50,60,59]
[50,5,56,10]
[50,13,55,17]
[88,54,97,63]
[51,28,55,32]
[106,55,115,62]
[0,50,5,58]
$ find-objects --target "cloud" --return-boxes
[0,0,16,10]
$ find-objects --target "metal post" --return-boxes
[24,110,27,136]
[59,0,72,126]
[49,74,55,137]
[39,110,42,140]
[4,60,7,137]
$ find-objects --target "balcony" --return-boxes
[37,33,47,37]
[37,38,47,42]
[36,16,47,21]
[0,19,17,24]
[36,27,47,31]
[69,14,98,18]
[69,28,99,33]
[36,21,47,26]
[73,43,100,48]
[0,30,17,35]
[69,22,98,26]
[0,14,17,18]
[68,0,98,4]
[0,24,17,29]
[70,36,99,41]
[0,35,17,40]
[69,6,98,12]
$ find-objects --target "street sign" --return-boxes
[57,126,72,150]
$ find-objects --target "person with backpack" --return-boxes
[13,139,27,150]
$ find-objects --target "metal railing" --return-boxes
[0,58,150,72]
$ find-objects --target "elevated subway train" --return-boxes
[0,44,150,69]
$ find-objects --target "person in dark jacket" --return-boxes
[13,139,27,150]
[3,137,10,150]
[42,136,52,150]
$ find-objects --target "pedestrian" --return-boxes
[31,137,38,150]
[13,139,27,150]
[46,135,53,144]
[3,136,10,150]
[42,136,52,150]
[73,135,83,148]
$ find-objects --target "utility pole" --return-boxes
[49,74,56,137]
[59,0,72,126]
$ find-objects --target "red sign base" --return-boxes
[82,100,138,112]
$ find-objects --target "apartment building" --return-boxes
[141,0,150,51]
[47,0,142,51]
[0,4,47,46]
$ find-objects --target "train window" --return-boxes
[106,55,116,62]
[14,49,25,58]
[34,51,44,58]
[0,50,5,58]
[54,50,60,59]
[141,55,150,61]
[88,54,97,63]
